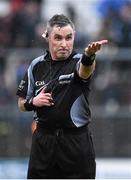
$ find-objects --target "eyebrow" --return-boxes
[54,33,73,36]
[66,33,73,36]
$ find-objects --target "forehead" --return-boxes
[50,25,74,36]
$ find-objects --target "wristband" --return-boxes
[81,53,96,66]
[24,98,36,111]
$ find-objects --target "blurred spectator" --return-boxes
[10,0,25,13]
[97,0,126,18]
[65,2,89,49]
[0,14,12,48]
[96,0,131,47]
[0,49,7,74]
[10,1,41,47]
[118,1,131,47]
[93,68,120,104]
[0,75,13,105]
[16,60,29,85]
[65,2,76,23]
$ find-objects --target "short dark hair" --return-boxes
[47,14,75,32]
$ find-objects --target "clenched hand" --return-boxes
[33,88,54,107]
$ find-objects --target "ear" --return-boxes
[42,30,49,42]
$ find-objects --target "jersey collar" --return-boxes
[44,50,77,62]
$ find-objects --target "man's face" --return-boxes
[48,25,75,60]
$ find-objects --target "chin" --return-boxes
[58,52,70,60]
[58,55,68,60]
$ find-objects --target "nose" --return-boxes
[61,39,67,47]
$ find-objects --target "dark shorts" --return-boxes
[27,125,96,179]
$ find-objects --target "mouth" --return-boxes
[58,49,68,53]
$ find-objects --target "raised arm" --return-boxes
[79,40,108,79]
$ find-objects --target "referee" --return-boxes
[16,14,108,179]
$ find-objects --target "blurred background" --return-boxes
[0,0,131,178]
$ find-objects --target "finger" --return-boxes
[42,99,54,106]
[44,96,54,102]
[37,98,53,106]
[90,43,98,51]
[43,93,53,98]
[88,44,91,48]
[97,39,108,45]
[95,43,101,50]
[45,103,54,106]
[40,88,52,96]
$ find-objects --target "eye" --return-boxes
[54,35,62,41]
[66,35,73,41]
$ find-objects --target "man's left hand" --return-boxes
[85,39,108,56]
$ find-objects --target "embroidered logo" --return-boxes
[18,80,26,90]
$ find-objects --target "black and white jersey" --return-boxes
[16,51,92,128]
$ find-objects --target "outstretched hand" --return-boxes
[85,40,108,56]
